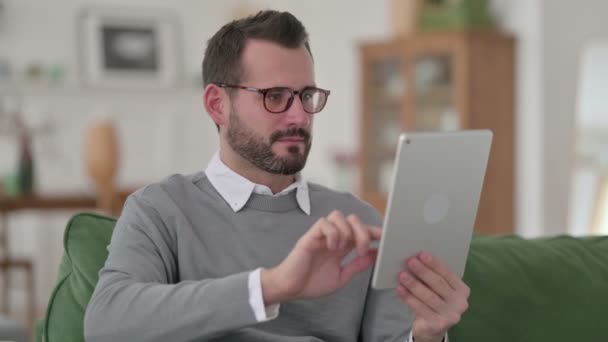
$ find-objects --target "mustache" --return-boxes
[270,127,311,143]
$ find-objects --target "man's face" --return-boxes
[224,40,316,175]
[227,108,311,175]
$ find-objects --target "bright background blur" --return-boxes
[0,0,607,327]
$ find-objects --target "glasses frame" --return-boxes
[216,84,331,114]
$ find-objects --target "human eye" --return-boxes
[302,91,314,101]
[302,88,320,102]
[266,88,287,102]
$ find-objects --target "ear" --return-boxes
[203,84,228,127]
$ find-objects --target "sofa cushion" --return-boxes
[41,212,608,342]
[450,235,608,342]
[42,213,115,342]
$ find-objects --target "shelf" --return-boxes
[0,188,135,213]
[360,31,515,235]
[368,90,405,104]
[414,84,452,104]
[367,104,402,114]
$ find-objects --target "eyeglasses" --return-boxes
[217,84,331,114]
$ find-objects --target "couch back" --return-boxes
[39,213,608,342]
[451,234,608,341]
[40,213,115,342]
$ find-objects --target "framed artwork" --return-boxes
[78,7,181,89]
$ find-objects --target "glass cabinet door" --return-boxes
[363,57,404,195]
[412,55,459,131]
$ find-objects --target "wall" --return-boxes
[492,0,545,237]
[0,0,390,191]
[490,0,608,237]
[0,0,390,311]
[542,0,608,235]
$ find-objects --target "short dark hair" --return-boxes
[202,10,312,87]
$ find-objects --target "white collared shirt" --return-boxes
[205,151,425,342]
[206,151,310,215]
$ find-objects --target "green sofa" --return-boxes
[37,213,608,342]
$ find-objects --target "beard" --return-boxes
[226,109,312,175]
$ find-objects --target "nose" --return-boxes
[284,96,312,127]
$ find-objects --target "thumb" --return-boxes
[339,249,378,286]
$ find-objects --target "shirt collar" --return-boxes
[205,151,311,215]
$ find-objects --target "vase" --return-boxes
[16,128,35,195]
[390,0,423,36]
[84,119,119,214]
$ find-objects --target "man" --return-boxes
[84,10,469,342]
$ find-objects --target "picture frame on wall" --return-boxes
[78,7,181,89]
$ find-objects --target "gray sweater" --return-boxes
[84,173,413,341]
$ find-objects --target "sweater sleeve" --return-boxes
[84,193,261,342]
[359,285,415,341]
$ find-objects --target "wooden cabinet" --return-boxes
[359,31,515,235]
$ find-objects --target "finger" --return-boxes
[319,218,339,251]
[418,252,467,293]
[396,284,440,323]
[368,226,383,240]
[406,257,453,300]
[339,249,377,286]
[328,210,353,250]
[399,271,445,313]
[346,214,371,256]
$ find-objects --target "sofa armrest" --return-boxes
[34,317,45,342]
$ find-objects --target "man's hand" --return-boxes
[396,252,470,342]
[261,210,381,305]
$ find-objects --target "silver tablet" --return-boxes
[371,130,493,289]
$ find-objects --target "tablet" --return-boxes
[371,130,493,289]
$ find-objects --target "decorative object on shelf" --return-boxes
[15,117,34,195]
[0,95,61,201]
[0,127,35,198]
[24,62,45,85]
[389,0,424,36]
[418,0,494,31]
[1,173,20,198]
[0,98,38,197]
[0,58,66,88]
[47,63,66,86]
[78,6,182,89]
[84,118,120,214]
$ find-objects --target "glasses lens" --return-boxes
[302,88,328,114]
[264,88,293,113]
